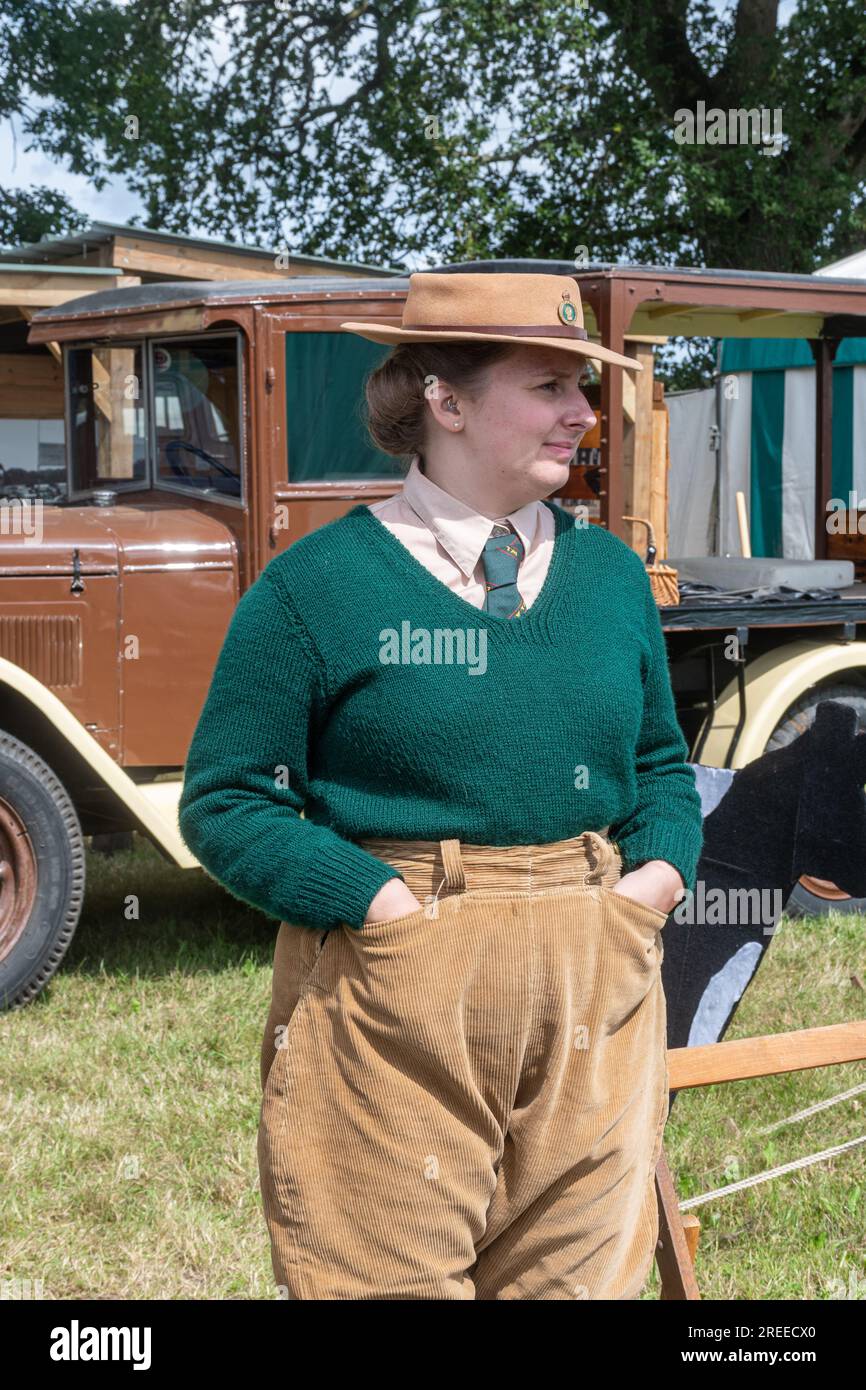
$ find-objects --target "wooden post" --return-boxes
[655,1153,702,1301]
[598,280,628,540]
[808,337,839,560]
[624,341,656,553]
[651,379,669,558]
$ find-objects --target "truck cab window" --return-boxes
[285,332,405,482]
[66,343,148,494]
[151,336,241,499]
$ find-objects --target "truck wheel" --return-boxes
[764,682,866,917]
[0,731,85,1010]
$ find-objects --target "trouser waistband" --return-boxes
[355,828,621,899]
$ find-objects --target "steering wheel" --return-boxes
[164,439,239,485]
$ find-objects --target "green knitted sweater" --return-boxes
[178,501,703,931]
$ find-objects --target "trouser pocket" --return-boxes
[259,923,330,1092]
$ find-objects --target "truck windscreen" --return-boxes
[65,333,242,502]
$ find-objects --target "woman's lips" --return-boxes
[544,442,577,457]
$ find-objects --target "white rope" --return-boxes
[679,1134,866,1211]
[750,1081,866,1136]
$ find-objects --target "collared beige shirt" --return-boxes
[366,454,555,610]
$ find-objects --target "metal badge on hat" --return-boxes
[557,291,578,325]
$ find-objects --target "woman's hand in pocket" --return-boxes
[612,860,685,916]
[364,877,424,925]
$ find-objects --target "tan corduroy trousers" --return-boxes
[257,829,670,1300]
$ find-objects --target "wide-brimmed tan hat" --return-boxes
[340,271,641,371]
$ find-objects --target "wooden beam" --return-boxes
[644,304,795,330]
[27,304,205,345]
[0,273,140,309]
[109,233,373,283]
[17,307,61,360]
[736,308,789,322]
[646,302,694,320]
[112,236,282,280]
[667,1019,866,1090]
[630,308,826,339]
[0,352,64,418]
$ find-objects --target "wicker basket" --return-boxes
[621,515,679,606]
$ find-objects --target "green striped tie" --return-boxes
[482,522,526,619]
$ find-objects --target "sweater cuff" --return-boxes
[613,823,703,898]
[301,839,406,930]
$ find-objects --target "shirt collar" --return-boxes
[401,454,542,581]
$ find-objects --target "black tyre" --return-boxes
[0,731,86,1009]
[764,682,866,917]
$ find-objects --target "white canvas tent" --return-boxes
[667,251,866,559]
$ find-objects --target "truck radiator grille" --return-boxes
[0,614,82,687]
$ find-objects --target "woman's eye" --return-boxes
[537,377,591,393]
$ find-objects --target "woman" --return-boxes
[177,271,704,1301]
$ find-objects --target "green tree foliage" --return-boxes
[655,336,718,393]
[0,0,863,280]
[0,187,87,247]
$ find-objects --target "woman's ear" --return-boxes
[425,380,463,433]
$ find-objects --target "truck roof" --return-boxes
[31,257,866,324]
[29,274,413,321]
[27,259,866,345]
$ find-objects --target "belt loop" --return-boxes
[439,839,467,893]
[583,830,614,887]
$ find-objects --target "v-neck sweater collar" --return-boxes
[350,497,573,638]
[398,454,548,581]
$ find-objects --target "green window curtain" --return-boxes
[285,331,406,482]
[750,369,785,557]
[832,365,854,502]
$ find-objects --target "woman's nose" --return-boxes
[565,395,597,433]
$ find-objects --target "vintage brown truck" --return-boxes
[3,259,866,1009]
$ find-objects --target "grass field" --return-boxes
[2,836,864,1301]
